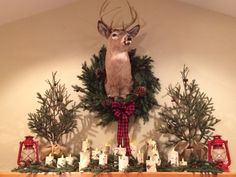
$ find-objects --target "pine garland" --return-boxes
[12,155,222,175]
[73,46,161,126]
[12,162,78,174]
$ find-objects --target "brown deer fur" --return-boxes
[97,0,140,98]
[98,22,140,98]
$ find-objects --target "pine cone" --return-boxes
[101,98,112,108]
[95,68,104,79]
[134,86,146,97]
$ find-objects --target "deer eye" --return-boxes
[111,32,118,39]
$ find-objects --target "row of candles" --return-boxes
[17,135,232,172]
[45,139,186,172]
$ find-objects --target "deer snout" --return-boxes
[124,35,132,46]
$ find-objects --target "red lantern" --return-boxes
[17,136,39,166]
[208,135,231,172]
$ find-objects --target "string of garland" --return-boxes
[73,46,161,126]
[12,162,78,174]
[12,155,222,175]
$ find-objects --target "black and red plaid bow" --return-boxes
[112,101,135,156]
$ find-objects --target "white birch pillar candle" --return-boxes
[152,149,161,166]
[146,159,157,172]
[66,154,74,166]
[104,144,110,155]
[180,159,187,166]
[137,150,144,164]
[57,155,66,168]
[147,139,156,159]
[99,152,108,165]
[82,139,91,152]
[167,148,179,167]
[114,145,126,156]
[118,155,129,171]
[45,153,54,166]
[79,151,90,171]
[92,148,100,160]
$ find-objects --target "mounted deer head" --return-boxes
[97,0,140,98]
[97,0,140,51]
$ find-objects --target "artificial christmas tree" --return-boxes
[28,72,79,158]
[158,65,220,161]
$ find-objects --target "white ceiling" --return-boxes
[0,0,235,26]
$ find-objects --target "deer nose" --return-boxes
[127,36,132,41]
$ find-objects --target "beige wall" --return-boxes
[0,0,236,171]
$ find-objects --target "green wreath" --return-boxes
[73,46,161,126]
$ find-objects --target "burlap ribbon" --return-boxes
[174,138,207,160]
[112,101,135,156]
[40,144,68,160]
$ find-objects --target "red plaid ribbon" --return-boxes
[112,101,135,156]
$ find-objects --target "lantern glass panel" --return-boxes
[21,148,36,163]
[212,148,226,162]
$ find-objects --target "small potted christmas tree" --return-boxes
[158,65,220,161]
[28,72,79,159]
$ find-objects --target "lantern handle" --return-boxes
[17,142,23,166]
[34,141,39,162]
[207,140,213,161]
[224,141,231,166]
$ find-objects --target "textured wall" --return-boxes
[0,0,236,171]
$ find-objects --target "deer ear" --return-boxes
[128,25,140,38]
[97,21,111,38]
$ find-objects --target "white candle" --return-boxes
[118,155,129,171]
[147,139,157,159]
[79,161,89,172]
[57,155,66,168]
[114,145,126,156]
[99,152,108,165]
[79,151,90,171]
[146,159,156,172]
[152,149,161,166]
[82,139,91,152]
[80,151,90,163]
[92,148,100,160]
[180,159,187,166]
[168,148,179,167]
[66,154,74,166]
[45,153,54,166]
[104,144,110,155]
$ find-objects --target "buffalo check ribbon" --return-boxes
[112,100,135,156]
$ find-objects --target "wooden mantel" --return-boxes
[0,172,236,177]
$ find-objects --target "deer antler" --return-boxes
[99,0,109,23]
[99,0,121,28]
[123,0,138,30]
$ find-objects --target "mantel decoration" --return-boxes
[158,65,220,161]
[73,0,161,156]
[73,47,160,125]
[208,134,231,172]
[73,47,160,152]
[17,136,39,166]
[28,72,79,159]
[12,0,226,175]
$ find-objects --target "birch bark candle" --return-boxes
[57,155,66,168]
[45,153,54,166]
[118,155,129,171]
